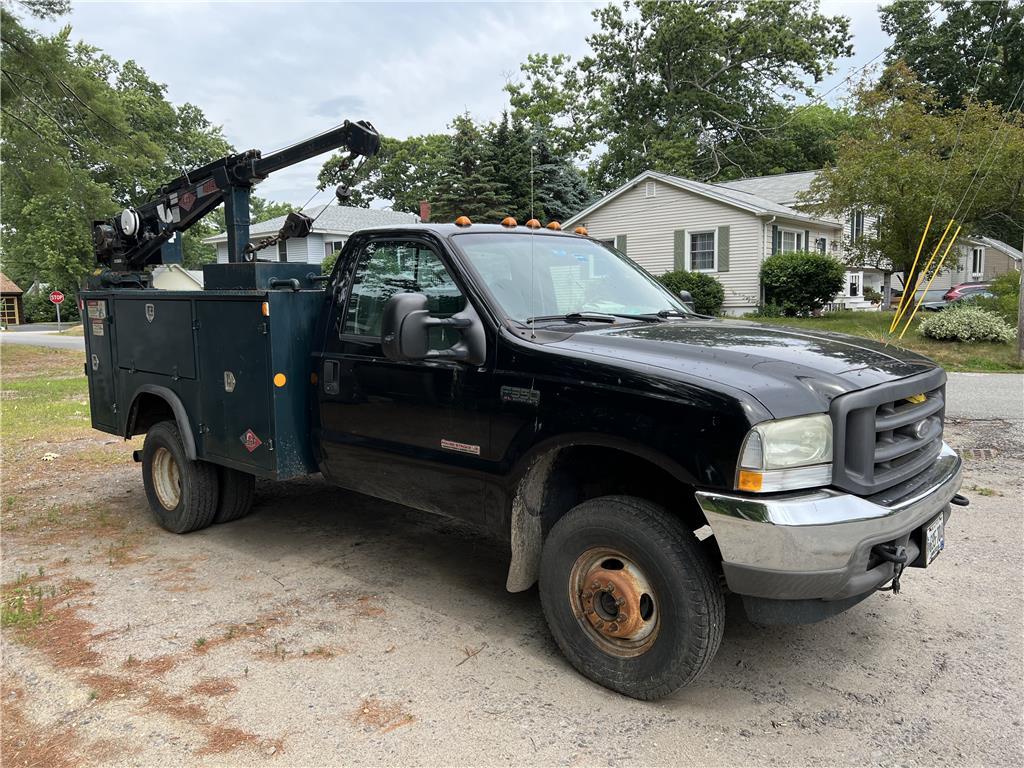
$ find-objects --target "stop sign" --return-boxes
[49,290,64,305]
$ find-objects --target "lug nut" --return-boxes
[609,623,619,632]
[616,597,625,606]
[607,583,616,592]
[582,591,593,601]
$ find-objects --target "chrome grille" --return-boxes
[830,368,946,496]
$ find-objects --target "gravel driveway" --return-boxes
[2,406,1022,766]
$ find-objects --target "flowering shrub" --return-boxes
[918,303,1016,343]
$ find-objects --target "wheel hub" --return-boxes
[571,549,659,655]
[151,446,182,510]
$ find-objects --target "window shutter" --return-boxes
[717,225,730,272]
[771,225,779,255]
[673,229,687,271]
[614,234,627,255]
[804,230,810,252]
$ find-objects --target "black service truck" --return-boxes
[81,120,965,700]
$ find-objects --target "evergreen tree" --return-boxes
[433,113,510,222]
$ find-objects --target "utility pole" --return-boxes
[1018,234,1023,362]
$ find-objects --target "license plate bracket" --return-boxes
[925,514,945,565]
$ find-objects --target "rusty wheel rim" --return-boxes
[568,547,659,657]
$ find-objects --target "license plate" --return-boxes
[925,515,945,564]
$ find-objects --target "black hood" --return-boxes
[550,317,938,419]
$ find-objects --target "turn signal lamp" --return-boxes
[501,216,518,227]
[546,221,561,230]
[574,226,588,236]
[525,218,541,229]
[455,215,472,227]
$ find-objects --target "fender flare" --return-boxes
[504,435,701,593]
[124,385,198,461]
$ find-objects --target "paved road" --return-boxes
[3,335,1021,420]
[0,331,85,351]
[946,372,1023,421]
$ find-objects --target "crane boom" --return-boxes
[91,119,380,280]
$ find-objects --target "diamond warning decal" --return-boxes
[240,429,262,453]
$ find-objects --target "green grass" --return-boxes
[745,311,1023,372]
[1,347,90,442]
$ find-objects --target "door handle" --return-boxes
[323,359,340,395]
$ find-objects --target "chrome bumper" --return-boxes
[695,443,962,601]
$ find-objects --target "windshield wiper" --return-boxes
[656,308,689,318]
[525,312,618,324]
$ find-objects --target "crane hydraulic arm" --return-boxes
[91,119,380,280]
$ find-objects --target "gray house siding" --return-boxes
[577,181,765,313]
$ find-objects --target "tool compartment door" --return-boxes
[196,298,275,472]
[83,297,118,431]
[114,298,197,378]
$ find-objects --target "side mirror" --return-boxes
[381,292,486,366]
[678,290,696,313]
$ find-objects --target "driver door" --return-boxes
[318,236,491,524]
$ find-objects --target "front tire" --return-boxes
[141,420,218,534]
[539,495,724,700]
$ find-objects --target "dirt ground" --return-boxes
[2,354,1022,766]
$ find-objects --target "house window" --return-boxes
[278,240,288,262]
[847,272,862,297]
[815,237,827,254]
[850,210,865,242]
[324,240,344,259]
[689,231,716,271]
[971,247,983,276]
[645,181,656,198]
[780,229,803,253]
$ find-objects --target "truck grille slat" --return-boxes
[830,369,946,496]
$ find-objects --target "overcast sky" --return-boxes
[36,1,890,207]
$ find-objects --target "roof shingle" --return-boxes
[202,204,418,243]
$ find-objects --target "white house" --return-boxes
[202,203,418,265]
[563,170,847,315]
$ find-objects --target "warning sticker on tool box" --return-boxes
[240,429,262,453]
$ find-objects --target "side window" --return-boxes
[343,240,467,350]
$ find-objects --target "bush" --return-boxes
[760,251,845,316]
[657,270,725,315]
[918,303,1016,343]
[321,248,341,277]
[748,302,784,318]
[976,269,1020,326]
[22,291,80,324]
[862,286,883,305]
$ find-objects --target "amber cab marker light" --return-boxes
[737,470,764,493]
[546,221,561,230]
[454,215,472,227]
[273,373,287,388]
[574,226,588,236]
[261,301,270,317]
[501,216,517,228]
[525,218,541,229]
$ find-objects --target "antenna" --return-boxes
[530,144,536,220]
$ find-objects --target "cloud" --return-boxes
[36,2,886,204]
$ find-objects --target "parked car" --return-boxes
[922,289,995,311]
[943,282,992,301]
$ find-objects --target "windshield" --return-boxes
[452,233,689,322]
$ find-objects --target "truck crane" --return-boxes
[90,119,380,283]
[80,118,965,701]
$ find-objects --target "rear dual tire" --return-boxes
[539,495,724,700]
[141,421,255,533]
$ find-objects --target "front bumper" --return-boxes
[695,442,962,607]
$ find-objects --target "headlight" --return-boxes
[737,414,832,492]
